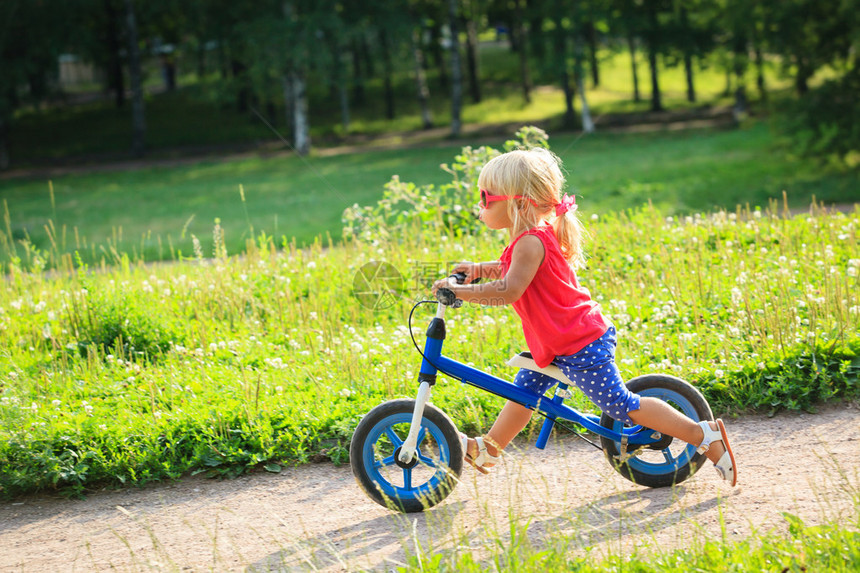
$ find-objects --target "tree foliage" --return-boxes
[0,0,857,168]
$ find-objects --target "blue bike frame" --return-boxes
[399,303,660,464]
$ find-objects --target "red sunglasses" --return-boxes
[479,188,538,209]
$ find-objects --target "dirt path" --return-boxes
[1,402,858,572]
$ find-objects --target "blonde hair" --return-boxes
[477,148,587,268]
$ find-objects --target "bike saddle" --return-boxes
[506,352,573,385]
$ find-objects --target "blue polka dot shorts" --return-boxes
[513,326,641,424]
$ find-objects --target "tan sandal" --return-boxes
[460,433,502,474]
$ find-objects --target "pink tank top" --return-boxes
[499,226,609,368]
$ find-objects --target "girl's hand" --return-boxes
[430,262,477,296]
[449,261,481,284]
[431,276,459,297]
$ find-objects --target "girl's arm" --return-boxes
[475,261,503,280]
[434,235,544,306]
[449,260,503,282]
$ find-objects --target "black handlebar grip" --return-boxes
[450,272,482,285]
[436,271,479,306]
[436,287,459,306]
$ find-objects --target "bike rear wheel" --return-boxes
[350,399,463,513]
[599,374,712,488]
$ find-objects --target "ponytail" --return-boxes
[553,209,588,269]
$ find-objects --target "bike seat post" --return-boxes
[535,382,572,450]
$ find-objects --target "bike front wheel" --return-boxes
[350,399,463,513]
[599,374,713,488]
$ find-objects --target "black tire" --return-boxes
[349,399,463,513]
[599,374,713,488]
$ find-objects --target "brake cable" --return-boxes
[532,410,604,451]
[407,299,463,382]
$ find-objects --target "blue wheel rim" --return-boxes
[609,387,700,476]
[361,412,454,503]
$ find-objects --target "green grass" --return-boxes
[0,144,460,265]
[2,121,857,268]
[0,134,858,500]
[398,507,860,572]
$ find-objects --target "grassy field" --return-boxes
[397,506,860,572]
[1,130,858,568]
[2,121,857,269]
[1,203,857,497]
[1,131,858,501]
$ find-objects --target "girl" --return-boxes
[431,148,737,486]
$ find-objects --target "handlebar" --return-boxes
[435,272,480,307]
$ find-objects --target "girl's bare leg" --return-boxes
[465,401,533,467]
[627,397,726,463]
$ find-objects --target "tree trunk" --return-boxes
[218,35,229,79]
[681,6,695,103]
[196,41,206,79]
[560,73,575,128]
[754,43,766,102]
[0,119,9,171]
[645,4,663,112]
[332,45,350,133]
[379,29,395,120]
[733,86,748,121]
[327,38,350,133]
[514,0,531,103]
[684,52,695,103]
[585,21,599,88]
[338,81,350,134]
[796,56,811,96]
[465,17,482,103]
[124,0,145,157]
[430,23,449,91]
[647,46,662,111]
[351,38,366,105]
[578,77,593,133]
[412,29,433,129]
[281,74,294,140]
[232,60,250,112]
[448,0,463,137]
[105,0,125,108]
[507,17,519,50]
[575,37,594,133]
[628,35,641,102]
[527,0,545,61]
[27,65,49,107]
[360,35,374,77]
[291,69,310,156]
[554,18,576,128]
